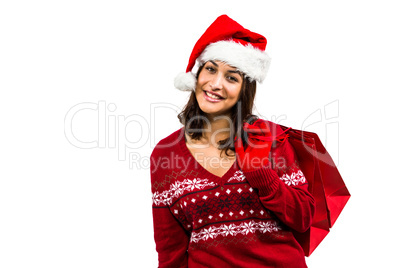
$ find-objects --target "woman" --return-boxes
[150,15,315,268]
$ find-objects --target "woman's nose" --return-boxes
[210,74,223,89]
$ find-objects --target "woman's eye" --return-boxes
[206,66,215,72]
[227,76,238,82]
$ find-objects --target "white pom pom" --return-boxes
[174,72,196,91]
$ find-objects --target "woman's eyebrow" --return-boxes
[228,69,241,75]
[208,60,241,75]
[209,60,218,67]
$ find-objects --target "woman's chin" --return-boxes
[200,107,231,118]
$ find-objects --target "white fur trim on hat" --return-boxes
[174,72,196,91]
[197,40,271,83]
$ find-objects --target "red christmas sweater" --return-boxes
[150,122,315,268]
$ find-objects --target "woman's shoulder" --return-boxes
[151,127,184,159]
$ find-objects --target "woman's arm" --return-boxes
[151,205,189,267]
[150,151,189,268]
[241,137,316,233]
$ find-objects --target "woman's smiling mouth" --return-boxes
[203,90,225,102]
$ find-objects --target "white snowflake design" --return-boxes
[152,178,217,206]
[227,170,246,182]
[190,220,282,243]
[279,170,306,186]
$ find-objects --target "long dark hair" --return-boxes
[177,63,260,158]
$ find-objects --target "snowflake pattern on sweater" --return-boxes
[152,169,307,243]
[190,219,282,243]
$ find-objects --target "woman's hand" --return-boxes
[234,119,273,172]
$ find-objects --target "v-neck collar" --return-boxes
[178,127,238,186]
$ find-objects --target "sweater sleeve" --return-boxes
[150,152,190,268]
[241,137,316,233]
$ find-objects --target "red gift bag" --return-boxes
[275,124,351,257]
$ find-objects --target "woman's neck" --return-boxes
[195,113,232,147]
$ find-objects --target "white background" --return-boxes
[1,0,401,267]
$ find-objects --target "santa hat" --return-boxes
[174,14,271,91]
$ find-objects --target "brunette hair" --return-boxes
[177,63,260,158]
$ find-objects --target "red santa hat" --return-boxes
[174,14,271,91]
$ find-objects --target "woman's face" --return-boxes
[195,60,243,118]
